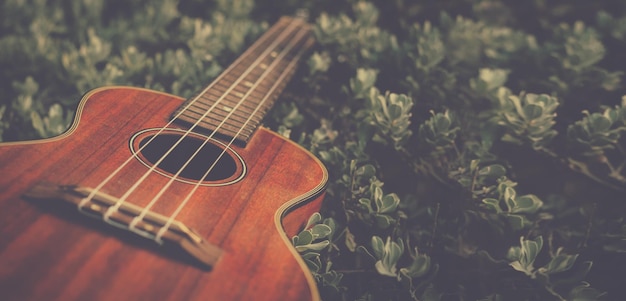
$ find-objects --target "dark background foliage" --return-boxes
[1,0,625,300]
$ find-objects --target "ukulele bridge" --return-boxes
[23,182,222,268]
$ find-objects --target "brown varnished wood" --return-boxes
[0,86,327,301]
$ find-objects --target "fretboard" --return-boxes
[171,16,314,146]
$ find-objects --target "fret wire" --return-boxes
[78,17,308,239]
[185,105,262,124]
[210,81,271,97]
[183,112,258,129]
[197,93,258,111]
[156,21,316,247]
[206,85,272,105]
[171,16,291,115]
[226,84,251,95]
[215,34,302,84]
[215,42,282,82]
[174,17,312,144]
[181,114,257,133]
[198,107,258,122]
[190,98,253,118]
[186,118,257,136]
[210,47,298,91]
[210,58,295,101]
[204,85,268,102]
[199,93,258,113]
[184,59,298,123]
[198,81,289,118]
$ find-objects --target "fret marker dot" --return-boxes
[259,63,268,69]
[270,51,278,57]
[223,106,232,112]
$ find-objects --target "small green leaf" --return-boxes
[481,198,502,213]
[568,282,607,301]
[523,104,543,120]
[478,164,507,178]
[307,51,331,74]
[295,230,314,246]
[376,193,400,214]
[358,198,373,213]
[295,240,330,252]
[540,253,579,274]
[506,214,526,230]
[310,224,332,239]
[506,246,521,261]
[355,164,376,178]
[305,212,322,229]
[590,115,611,132]
[510,194,543,213]
[350,68,378,99]
[323,217,336,234]
[304,255,322,272]
[345,227,357,252]
[371,236,385,259]
[372,236,404,278]
[509,236,543,276]
[400,249,431,278]
[375,214,394,229]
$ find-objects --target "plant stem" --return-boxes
[580,202,597,249]
[428,202,441,250]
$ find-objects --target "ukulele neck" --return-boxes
[171,16,314,146]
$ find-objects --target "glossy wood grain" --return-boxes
[0,87,327,301]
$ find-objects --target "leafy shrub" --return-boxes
[2,0,626,300]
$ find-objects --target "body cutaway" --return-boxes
[0,86,327,301]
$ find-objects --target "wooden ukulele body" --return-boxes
[0,87,326,301]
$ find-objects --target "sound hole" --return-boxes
[139,134,237,181]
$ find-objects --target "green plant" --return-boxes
[2,0,625,300]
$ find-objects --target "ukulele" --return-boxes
[0,15,327,301]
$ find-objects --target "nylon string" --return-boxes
[77,18,289,215]
[155,26,312,243]
[76,18,304,239]
[108,19,302,235]
[130,24,311,240]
